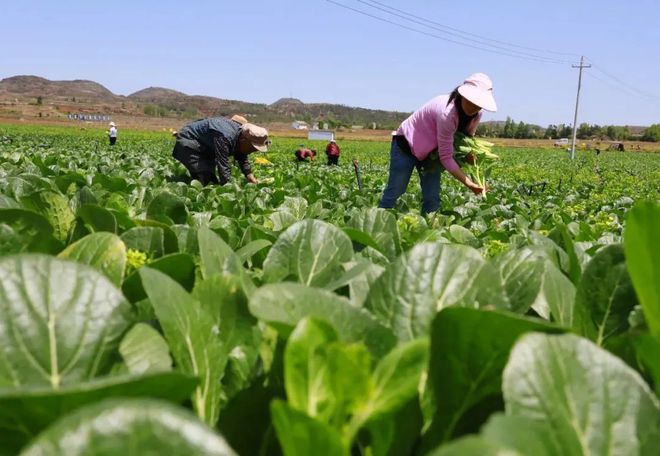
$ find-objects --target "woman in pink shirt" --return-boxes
[378,73,497,214]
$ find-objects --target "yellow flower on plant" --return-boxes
[126,249,148,271]
[255,157,273,166]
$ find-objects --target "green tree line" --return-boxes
[476,117,660,142]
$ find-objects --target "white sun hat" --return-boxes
[457,73,497,112]
[109,122,116,127]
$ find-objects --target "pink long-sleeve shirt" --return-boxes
[396,95,482,174]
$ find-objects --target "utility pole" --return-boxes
[570,56,591,159]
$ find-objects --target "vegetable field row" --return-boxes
[0,125,659,455]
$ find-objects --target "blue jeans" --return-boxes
[378,138,442,214]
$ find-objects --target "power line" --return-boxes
[326,0,659,114]
[354,0,572,63]
[584,71,638,98]
[357,0,579,60]
[325,0,575,65]
[584,58,659,100]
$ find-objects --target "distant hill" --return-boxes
[129,86,189,100]
[0,75,409,128]
[270,97,305,109]
[268,97,408,128]
[0,75,119,101]
[1,75,652,134]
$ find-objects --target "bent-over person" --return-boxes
[172,117,270,185]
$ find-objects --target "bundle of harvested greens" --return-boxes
[453,132,499,195]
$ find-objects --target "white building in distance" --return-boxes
[291,120,309,130]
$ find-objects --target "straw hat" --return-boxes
[242,123,270,152]
[230,114,248,125]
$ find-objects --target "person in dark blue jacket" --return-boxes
[172,117,270,185]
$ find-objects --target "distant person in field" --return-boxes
[379,73,497,214]
[325,139,341,165]
[108,122,117,145]
[172,117,270,186]
[295,144,316,162]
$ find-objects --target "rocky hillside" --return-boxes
[0,75,409,128]
[0,75,119,101]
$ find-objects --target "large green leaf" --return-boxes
[22,191,75,242]
[573,244,637,345]
[342,227,386,256]
[70,185,99,207]
[365,243,508,341]
[346,259,385,308]
[279,196,309,219]
[271,400,347,456]
[635,334,660,396]
[282,316,332,405]
[120,226,165,258]
[448,224,480,248]
[323,260,374,292]
[0,195,20,208]
[108,208,136,232]
[92,174,130,192]
[193,274,260,401]
[238,224,276,266]
[171,224,199,255]
[73,186,98,207]
[421,308,563,451]
[134,219,179,254]
[0,208,62,254]
[197,227,255,295]
[57,232,127,286]
[284,318,370,427]
[193,275,257,346]
[268,210,298,232]
[362,338,427,420]
[624,201,660,336]
[147,191,189,224]
[198,226,242,277]
[75,204,117,233]
[122,253,196,303]
[0,255,131,389]
[119,323,172,375]
[344,338,427,445]
[249,283,396,357]
[346,208,401,260]
[427,436,517,456]
[503,333,660,455]
[3,175,58,200]
[364,399,423,456]
[0,372,197,453]
[208,214,240,247]
[526,230,571,275]
[480,414,563,456]
[20,399,236,456]
[217,384,282,456]
[235,239,272,263]
[551,223,582,285]
[496,246,576,322]
[263,219,353,287]
[140,268,229,426]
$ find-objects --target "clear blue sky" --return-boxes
[2,0,659,126]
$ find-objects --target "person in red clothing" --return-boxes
[325,139,340,165]
[294,144,316,162]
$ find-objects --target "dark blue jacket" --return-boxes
[176,118,251,184]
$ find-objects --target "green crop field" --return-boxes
[0,123,659,455]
